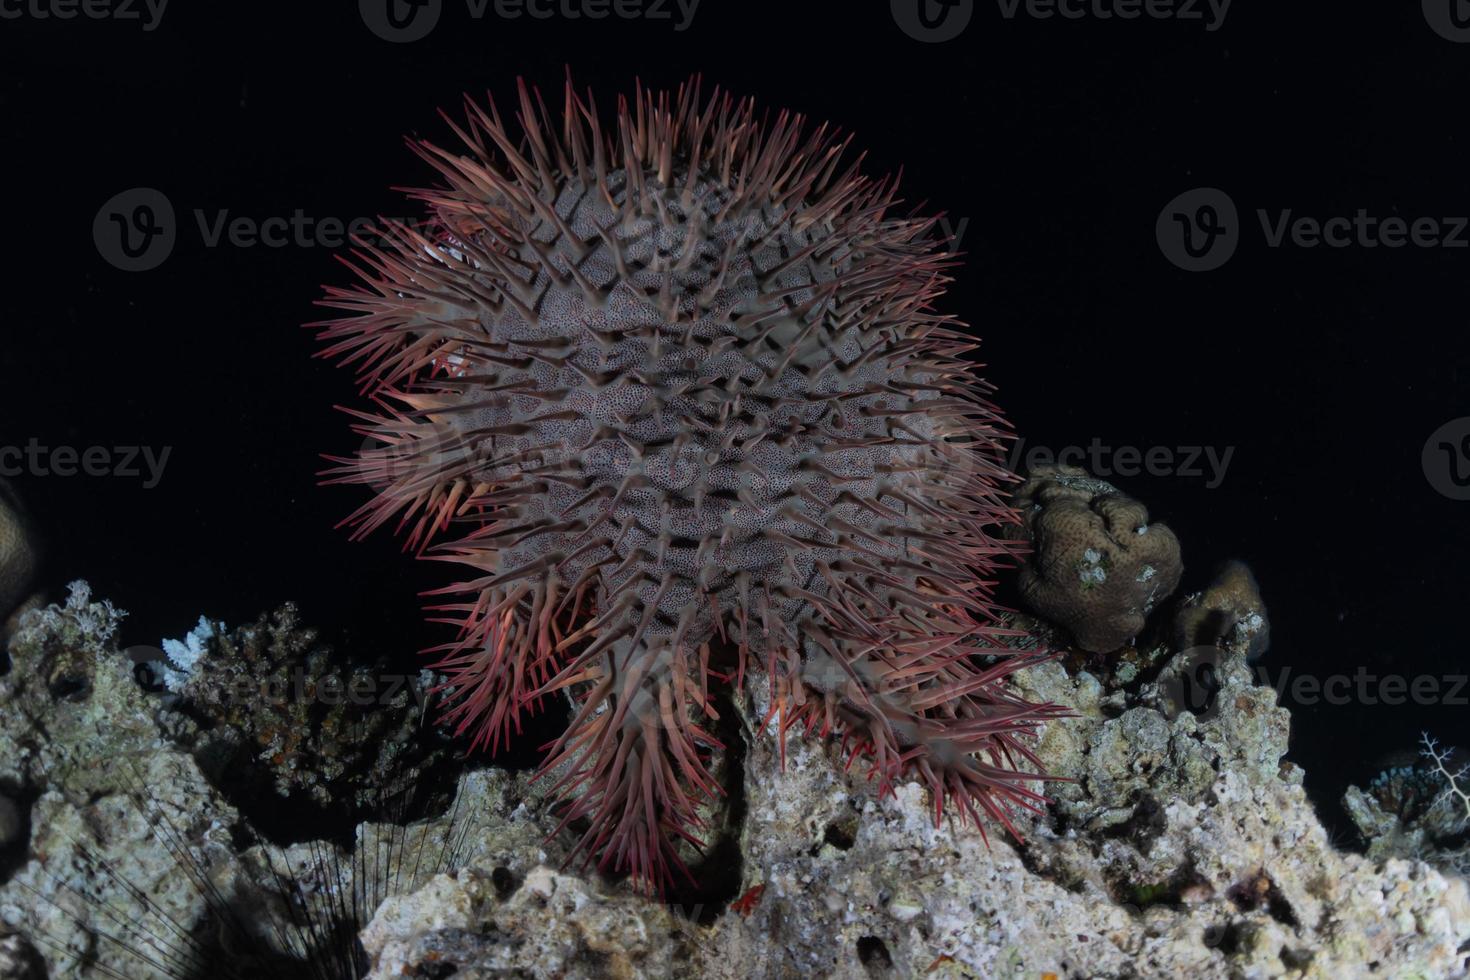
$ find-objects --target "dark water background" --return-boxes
[1,2,1466,834]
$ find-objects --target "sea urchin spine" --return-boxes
[314,76,1066,892]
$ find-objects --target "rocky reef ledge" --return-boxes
[1,579,1467,979]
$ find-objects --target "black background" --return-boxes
[0,1,1466,831]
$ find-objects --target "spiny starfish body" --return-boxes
[315,76,1065,892]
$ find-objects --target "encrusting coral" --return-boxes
[1173,559,1270,661]
[314,76,1066,891]
[1008,463,1182,653]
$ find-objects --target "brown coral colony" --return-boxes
[314,76,1066,891]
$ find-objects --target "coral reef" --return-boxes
[1344,733,1470,879]
[0,585,464,978]
[355,648,1470,978]
[2,571,1469,978]
[316,76,1063,890]
[156,603,450,816]
[0,583,241,978]
[0,582,145,793]
[1008,463,1183,652]
[1046,557,1269,703]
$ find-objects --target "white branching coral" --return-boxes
[1422,731,1470,833]
[160,616,219,692]
[11,580,126,652]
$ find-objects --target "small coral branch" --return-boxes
[1421,731,1470,832]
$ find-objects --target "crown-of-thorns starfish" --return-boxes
[313,74,1067,893]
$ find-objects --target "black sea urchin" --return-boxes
[314,76,1066,892]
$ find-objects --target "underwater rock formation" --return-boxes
[0,582,152,794]
[0,585,459,978]
[1009,463,1183,652]
[0,583,241,978]
[2,576,1468,978]
[357,642,1470,978]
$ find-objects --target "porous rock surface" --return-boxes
[361,654,1470,979]
[0,583,240,979]
[3,583,1469,979]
